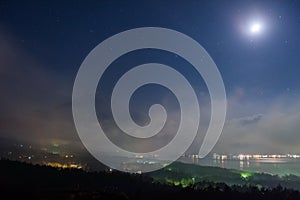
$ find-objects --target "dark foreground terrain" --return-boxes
[1,159,300,200]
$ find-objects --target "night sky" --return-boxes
[1,0,300,156]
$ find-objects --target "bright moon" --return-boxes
[250,23,262,33]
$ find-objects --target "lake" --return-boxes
[179,157,300,176]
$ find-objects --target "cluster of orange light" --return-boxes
[46,162,82,169]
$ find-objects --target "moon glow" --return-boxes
[250,23,262,34]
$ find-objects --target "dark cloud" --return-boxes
[237,114,264,126]
[213,95,300,154]
[0,29,80,147]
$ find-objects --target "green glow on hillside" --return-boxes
[165,178,195,188]
[241,172,253,179]
[166,167,172,171]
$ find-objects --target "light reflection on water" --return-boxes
[179,157,300,176]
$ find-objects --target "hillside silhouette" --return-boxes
[1,159,300,200]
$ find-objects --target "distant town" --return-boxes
[186,153,300,160]
[1,142,300,171]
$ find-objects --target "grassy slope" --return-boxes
[149,162,300,190]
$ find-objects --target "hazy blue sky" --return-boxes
[1,0,300,155]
